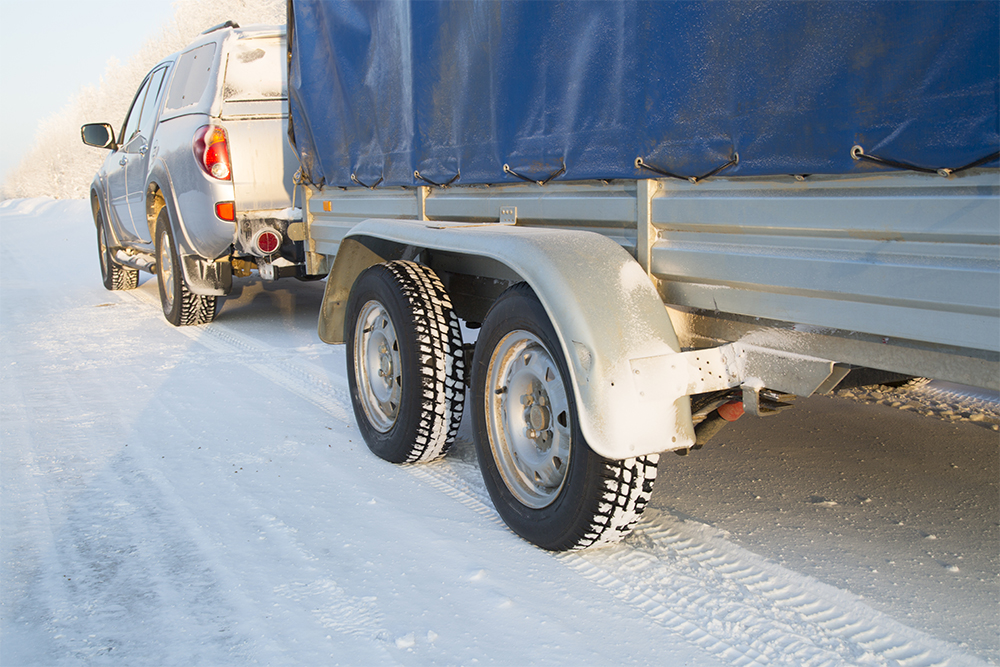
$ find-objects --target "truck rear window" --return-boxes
[223,37,286,102]
[164,43,217,112]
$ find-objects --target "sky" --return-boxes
[0,0,177,186]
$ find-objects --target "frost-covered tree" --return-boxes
[1,0,285,200]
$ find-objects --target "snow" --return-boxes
[2,198,997,666]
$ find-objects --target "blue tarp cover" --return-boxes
[287,0,999,188]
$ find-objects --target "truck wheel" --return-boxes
[471,283,658,551]
[96,211,138,291]
[346,261,465,463]
[154,209,217,326]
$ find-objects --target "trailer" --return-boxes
[286,0,1000,550]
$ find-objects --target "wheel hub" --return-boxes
[523,387,552,444]
[378,344,393,378]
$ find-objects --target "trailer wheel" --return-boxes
[96,211,138,291]
[155,209,217,326]
[471,283,658,551]
[346,261,465,463]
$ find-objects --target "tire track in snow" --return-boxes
[911,382,1000,415]
[836,380,1000,431]
[120,287,986,667]
[119,288,398,658]
[410,464,986,667]
[125,287,352,424]
[566,514,986,667]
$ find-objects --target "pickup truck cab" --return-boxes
[82,22,309,325]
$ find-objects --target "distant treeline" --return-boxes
[1,0,285,200]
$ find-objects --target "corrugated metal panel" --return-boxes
[647,173,999,352]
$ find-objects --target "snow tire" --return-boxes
[96,211,138,291]
[346,261,465,464]
[471,283,658,551]
[155,209,217,327]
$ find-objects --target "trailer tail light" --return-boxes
[215,201,236,221]
[717,400,745,422]
[193,125,232,180]
[254,230,280,255]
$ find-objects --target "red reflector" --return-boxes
[718,400,744,422]
[215,201,235,221]
[256,230,280,254]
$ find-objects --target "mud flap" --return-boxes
[181,255,233,296]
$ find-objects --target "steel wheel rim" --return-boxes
[486,330,572,509]
[158,229,175,312]
[354,300,402,432]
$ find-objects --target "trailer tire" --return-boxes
[96,211,138,291]
[346,261,465,464]
[471,283,658,551]
[155,209,217,326]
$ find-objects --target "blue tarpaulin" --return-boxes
[287,0,999,188]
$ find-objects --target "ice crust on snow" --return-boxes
[836,381,1000,430]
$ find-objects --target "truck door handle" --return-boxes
[119,156,128,166]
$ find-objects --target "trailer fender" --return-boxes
[319,218,697,459]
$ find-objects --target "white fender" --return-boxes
[320,218,695,459]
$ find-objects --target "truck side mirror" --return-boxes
[81,123,117,150]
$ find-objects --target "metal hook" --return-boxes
[414,170,461,188]
[503,159,566,186]
[351,173,384,190]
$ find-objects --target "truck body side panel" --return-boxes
[307,172,1000,391]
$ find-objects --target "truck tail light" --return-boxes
[254,230,281,255]
[215,201,236,221]
[193,125,232,180]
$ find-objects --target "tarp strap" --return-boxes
[503,159,567,186]
[414,170,461,188]
[851,145,1000,177]
[351,173,384,190]
[635,154,739,184]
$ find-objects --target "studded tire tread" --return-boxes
[96,212,139,291]
[108,261,139,291]
[175,286,217,326]
[346,260,465,464]
[581,454,659,549]
[471,282,658,551]
[155,208,217,327]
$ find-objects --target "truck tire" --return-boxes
[346,261,465,463]
[471,283,658,550]
[154,209,217,326]
[96,211,138,291]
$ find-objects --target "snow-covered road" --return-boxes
[2,199,996,666]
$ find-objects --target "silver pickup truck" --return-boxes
[81,22,308,325]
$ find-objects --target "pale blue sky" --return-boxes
[0,0,177,184]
